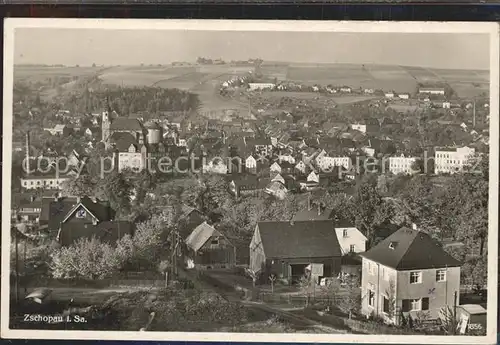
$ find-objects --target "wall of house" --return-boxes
[64,205,98,224]
[117,152,145,172]
[361,258,398,323]
[263,256,341,283]
[194,235,236,268]
[335,227,367,254]
[249,228,266,273]
[396,266,460,321]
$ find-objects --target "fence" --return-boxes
[257,292,334,306]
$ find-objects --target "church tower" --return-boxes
[102,110,111,143]
[101,95,112,143]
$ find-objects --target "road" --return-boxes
[179,269,347,333]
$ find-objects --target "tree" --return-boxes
[61,175,96,197]
[245,268,259,288]
[352,177,394,247]
[269,274,277,294]
[50,237,123,280]
[97,171,132,216]
[338,275,360,319]
[439,306,459,335]
[297,274,314,307]
[384,279,397,322]
[320,279,341,309]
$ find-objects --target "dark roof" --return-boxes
[185,222,227,252]
[59,221,134,247]
[41,197,79,230]
[257,220,342,259]
[231,175,269,190]
[360,227,462,270]
[114,132,139,152]
[110,118,144,132]
[292,207,335,221]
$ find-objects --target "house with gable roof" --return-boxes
[55,196,134,246]
[185,221,236,269]
[359,225,462,325]
[249,220,343,284]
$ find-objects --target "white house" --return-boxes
[295,161,307,174]
[248,83,275,91]
[398,93,410,100]
[385,92,395,99]
[388,155,418,175]
[20,174,70,190]
[351,124,367,133]
[419,87,445,95]
[271,173,285,185]
[278,154,296,164]
[307,171,319,183]
[335,225,367,255]
[117,144,145,172]
[270,162,282,174]
[315,154,351,171]
[203,158,228,175]
[245,155,257,170]
[364,88,375,94]
[435,146,475,174]
[340,86,352,93]
[443,101,451,109]
[460,122,468,130]
[363,147,376,157]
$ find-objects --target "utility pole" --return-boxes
[473,99,476,128]
[14,229,19,303]
[453,291,458,335]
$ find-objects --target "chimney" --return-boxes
[412,223,418,231]
[25,131,30,175]
[76,196,81,204]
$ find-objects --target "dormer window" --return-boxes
[76,208,86,218]
[389,241,398,250]
[343,229,348,238]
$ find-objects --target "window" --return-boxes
[368,262,376,275]
[410,298,421,311]
[349,244,355,253]
[368,289,375,307]
[383,296,390,313]
[76,208,86,218]
[410,271,422,284]
[211,238,219,245]
[343,229,348,238]
[422,297,429,311]
[436,269,446,282]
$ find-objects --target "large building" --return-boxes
[359,226,461,325]
[388,155,418,175]
[435,146,475,174]
[102,111,175,172]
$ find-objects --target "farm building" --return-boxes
[185,222,236,270]
[248,83,276,91]
[418,87,445,95]
[249,220,343,284]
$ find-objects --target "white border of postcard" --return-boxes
[2,19,499,344]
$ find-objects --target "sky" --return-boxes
[14,28,490,70]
